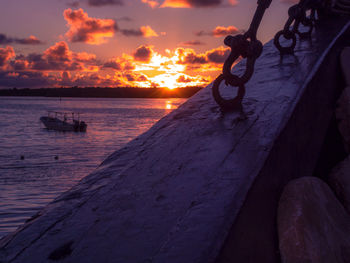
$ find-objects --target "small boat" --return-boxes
[40,111,87,132]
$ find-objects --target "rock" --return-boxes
[336,47,350,152]
[341,47,350,86]
[336,87,350,152]
[329,155,350,213]
[278,177,350,263]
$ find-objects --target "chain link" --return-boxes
[274,0,323,55]
[212,0,272,111]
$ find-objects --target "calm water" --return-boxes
[0,96,185,239]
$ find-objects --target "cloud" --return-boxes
[176,48,207,64]
[0,46,15,69]
[205,46,230,63]
[102,57,135,71]
[161,0,223,8]
[87,0,124,6]
[67,1,80,8]
[176,46,230,65]
[228,0,238,5]
[7,41,98,72]
[0,42,223,89]
[0,71,56,88]
[196,25,239,37]
[0,34,44,45]
[120,26,158,38]
[179,40,205,46]
[177,74,194,83]
[117,16,133,22]
[122,72,149,82]
[140,26,159,37]
[63,8,117,45]
[103,60,122,70]
[141,0,159,8]
[212,26,239,37]
[133,45,153,62]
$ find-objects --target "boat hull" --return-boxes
[40,117,87,132]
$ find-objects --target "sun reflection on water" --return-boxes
[165,101,172,109]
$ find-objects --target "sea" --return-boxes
[0,96,186,239]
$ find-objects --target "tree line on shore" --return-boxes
[0,86,203,98]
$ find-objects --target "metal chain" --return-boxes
[212,0,272,111]
[274,0,323,55]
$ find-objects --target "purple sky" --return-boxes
[0,0,294,89]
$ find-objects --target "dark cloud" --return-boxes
[179,40,205,46]
[87,0,124,6]
[176,48,207,64]
[133,45,153,62]
[102,60,122,70]
[67,1,80,7]
[0,71,55,88]
[0,70,123,88]
[117,16,133,22]
[120,26,158,38]
[120,29,143,37]
[206,46,230,63]
[121,72,149,84]
[175,46,230,66]
[177,75,193,83]
[0,34,44,45]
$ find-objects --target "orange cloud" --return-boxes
[63,8,117,45]
[196,25,239,37]
[0,46,15,69]
[212,26,239,37]
[141,0,159,8]
[7,41,98,72]
[140,26,159,37]
[161,0,223,8]
[0,42,224,89]
[228,0,238,5]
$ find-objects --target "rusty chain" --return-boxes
[274,0,323,55]
[212,0,272,111]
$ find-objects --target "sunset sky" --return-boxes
[0,0,294,89]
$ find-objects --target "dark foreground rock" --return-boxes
[341,47,350,85]
[278,177,350,263]
[329,155,350,213]
[336,47,350,152]
[336,87,350,152]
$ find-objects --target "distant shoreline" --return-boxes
[0,87,203,99]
